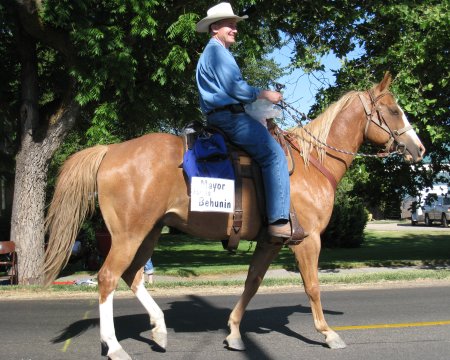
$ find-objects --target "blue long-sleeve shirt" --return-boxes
[196,38,261,114]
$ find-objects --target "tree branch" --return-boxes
[14,0,74,58]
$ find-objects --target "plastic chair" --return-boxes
[0,241,18,285]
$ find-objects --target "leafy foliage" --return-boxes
[36,0,208,144]
[1,0,449,274]
[0,3,20,155]
[303,1,450,212]
[321,173,369,248]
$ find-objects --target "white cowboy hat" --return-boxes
[196,2,248,33]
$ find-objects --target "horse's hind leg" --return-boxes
[226,239,282,351]
[121,226,168,350]
[291,236,346,349]
[98,233,152,360]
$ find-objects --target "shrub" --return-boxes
[321,195,368,248]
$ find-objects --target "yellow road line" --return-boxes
[61,309,93,352]
[61,339,72,352]
[333,320,450,331]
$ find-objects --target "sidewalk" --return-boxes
[54,265,449,286]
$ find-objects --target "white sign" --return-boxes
[190,177,235,213]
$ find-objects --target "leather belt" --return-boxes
[207,103,245,116]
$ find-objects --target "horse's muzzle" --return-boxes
[403,141,426,163]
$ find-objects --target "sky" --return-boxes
[270,40,364,117]
[271,48,339,115]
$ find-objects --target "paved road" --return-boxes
[1,285,450,360]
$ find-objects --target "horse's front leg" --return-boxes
[226,239,282,351]
[291,235,346,349]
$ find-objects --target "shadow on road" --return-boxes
[51,295,344,357]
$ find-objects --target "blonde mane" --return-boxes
[288,90,360,165]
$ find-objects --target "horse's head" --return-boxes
[360,72,425,163]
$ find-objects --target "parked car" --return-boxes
[424,195,450,227]
[410,205,425,225]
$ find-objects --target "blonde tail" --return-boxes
[43,145,109,285]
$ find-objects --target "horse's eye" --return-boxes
[389,107,400,116]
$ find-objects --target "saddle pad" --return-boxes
[183,133,235,182]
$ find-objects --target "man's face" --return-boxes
[212,18,238,48]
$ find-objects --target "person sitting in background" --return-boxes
[143,258,154,284]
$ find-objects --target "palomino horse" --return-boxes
[44,73,425,359]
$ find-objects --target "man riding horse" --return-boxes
[195,2,307,240]
[43,3,426,359]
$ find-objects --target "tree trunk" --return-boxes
[10,10,79,284]
[11,138,50,284]
[10,110,79,285]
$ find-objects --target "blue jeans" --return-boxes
[207,111,290,223]
[144,259,154,274]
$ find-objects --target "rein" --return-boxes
[279,91,406,159]
[282,132,338,191]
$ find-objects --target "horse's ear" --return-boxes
[376,71,392,93]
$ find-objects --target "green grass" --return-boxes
[149,229,450,276]
[149,269,450,288]
[317,269,450,285]
[152,234,294,276]
[1,228,448,295]
[2,269,449,296]
[4,227,446,295]
[319,230,450,268]
[59,229,449,278]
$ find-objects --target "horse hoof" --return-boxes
[224,336,246,351]
[101,341,108,356]
[107,347,132,360]
[151,331,168,350]
[326,333,347,349]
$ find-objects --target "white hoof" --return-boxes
[326,332,347,349]
[151,330,167,350]
[224,336,246,351]
[108,347,132,360]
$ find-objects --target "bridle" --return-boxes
[278,89,415,191]
[358,89,412,156]
[280,90,412,159]
[277,88,417,190]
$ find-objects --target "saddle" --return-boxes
[181,119,310,252]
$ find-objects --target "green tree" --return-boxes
[0,3,18,235]
[1,0,283,284]
[275,1,449,212]
[336,2,448,210]
[2,1,448,283]
[3,0,203,283]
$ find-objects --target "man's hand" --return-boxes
[258,90,283,104]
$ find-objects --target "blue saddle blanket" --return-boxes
[183,133,235,182]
